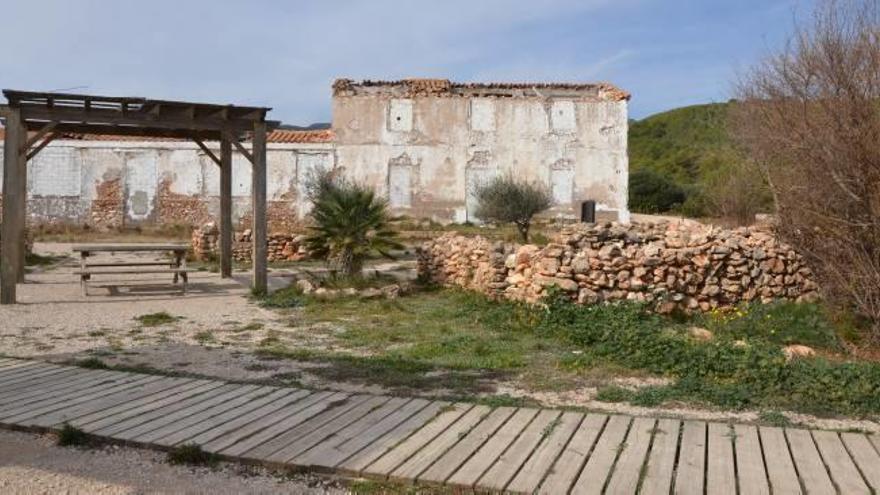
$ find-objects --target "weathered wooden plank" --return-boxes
[202,391,334,453]
[2,375,161,425]
[248,395,381,462]
[605,416,656,495]
[26,377,190,427]
[0,364,90,390]
[133,386,278,444]
[91,383,243,436]
[841,432,880,491]
[674,420,706,495]
[418,406,517,484]
[504,411,581,494]
[0,371,138,417]
[158,388,306,447]
[341,401,452,475]
[479,409,562,493]
[107,385,261,440]
[570,414,632,495]
[812,430,870,494]
[219,392,355,458]
[0,361,49,381]
[450,407,542,489]
[388,405,491,481]
[758,427,803,495]
[269,396,398,463]
[0,369,110,407]
[786,428,835,495]
[0,358,21,367]
[74,380,218,431]
[183,389,311,447]
[292,397,417,468]
[363,403,472,477]
[734,424,770,495]
[536,413,607,495]
[640,418,681,495]
[0,370,94,403]
[0,367,83,392]
[706,422,736,495]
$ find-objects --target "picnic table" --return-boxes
[72,244,191,296]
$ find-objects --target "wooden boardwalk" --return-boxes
[0,358,878,494]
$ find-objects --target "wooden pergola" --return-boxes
[0,90,279,304]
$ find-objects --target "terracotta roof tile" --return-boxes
[0,127,334,144]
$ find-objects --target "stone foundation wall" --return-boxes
[417,222,819,312]
[191,223,308,263]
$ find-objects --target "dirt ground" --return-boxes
[2,243,879,437]
[0,429,348,495]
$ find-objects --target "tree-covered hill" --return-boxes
[627,102,768,220]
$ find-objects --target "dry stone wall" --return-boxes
[191,223,308,263]
[417,222,819,312]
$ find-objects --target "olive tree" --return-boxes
[473,175,552,243]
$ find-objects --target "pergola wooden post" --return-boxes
[219,138,233,278]
[251,122,268,293]
[0,89,278,304]
[1,107,24,303]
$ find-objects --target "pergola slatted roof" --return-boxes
[1,89,277,304]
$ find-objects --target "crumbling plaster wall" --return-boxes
[1,140,334,231]
[332,92,629,223]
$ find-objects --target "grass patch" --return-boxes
[26,252,63,267]
[134,312,179,327]
[56,423,91,447]
[759,410,792,427]
[75,357,109,369]
[194,331,215,344]
[595,385,634,403]
[166,443,218,466]
[255,287,302,309]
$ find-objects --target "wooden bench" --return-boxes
[72,244,191,296]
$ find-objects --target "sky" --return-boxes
[0,0,818,124]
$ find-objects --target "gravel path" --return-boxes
[0,429,347,494]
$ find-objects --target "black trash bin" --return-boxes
[580,200,596,223]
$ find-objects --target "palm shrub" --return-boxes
[474,175,552,243]
[304,174,402,277]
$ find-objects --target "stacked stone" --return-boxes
[416,234,512,296]
[191,223,308,262]
[417,221,820,313]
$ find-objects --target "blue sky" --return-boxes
[0,0,816,124]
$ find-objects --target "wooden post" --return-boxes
[219,138,233,278]
[1,108,24,304]
[16,125,27,283]
[251,122,268,294]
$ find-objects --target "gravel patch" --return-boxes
[0,429,347,494]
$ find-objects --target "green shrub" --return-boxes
[628,169,687,213]
[537,290,880,415]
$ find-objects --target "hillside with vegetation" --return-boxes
[627,102,771,222]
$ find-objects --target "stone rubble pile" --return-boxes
[417,221,819,312]
[191,223,309,262]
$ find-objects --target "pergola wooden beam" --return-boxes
[0,89,278,303]
[192,138,222,167]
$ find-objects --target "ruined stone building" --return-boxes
[0,79,630,231]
